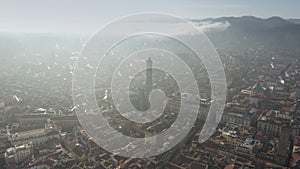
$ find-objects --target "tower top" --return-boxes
[147,57,152,64]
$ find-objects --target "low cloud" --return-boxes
[194,21,231,32]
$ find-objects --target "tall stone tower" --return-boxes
[146,57,153,97]
[137,58,153,111]
[275,126,291,166]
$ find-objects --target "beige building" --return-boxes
[257,110,300,137]
[221,112,251,126]
[5,143,33,166]
[18,114,51,127]
[51,115,80,130]
[8,121,59,146]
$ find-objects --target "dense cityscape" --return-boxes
[0,34,300,168]
[1,1,300,169]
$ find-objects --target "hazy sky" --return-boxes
[0,0,299,34]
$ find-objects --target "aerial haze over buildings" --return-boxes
[0,1,300,169]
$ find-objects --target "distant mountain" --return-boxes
[1,16,300,58]
[193,16,300,51]
[288,19,300,25]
